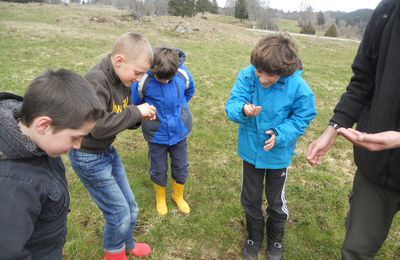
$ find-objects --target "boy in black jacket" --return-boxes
[307,0,400,258]
[0,69,104,259]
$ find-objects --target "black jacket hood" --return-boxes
[0,92,44,160]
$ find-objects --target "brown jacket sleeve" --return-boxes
[89,78,142,140]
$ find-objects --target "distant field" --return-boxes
[272,17,300,33]
[1,2,399,259]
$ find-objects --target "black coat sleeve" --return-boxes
[330,0,395,127]
[0,177,40,260]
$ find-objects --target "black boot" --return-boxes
[242,239,262,260]
[267,241,283,260]
[242,216,264,259]
[266,218,284,260]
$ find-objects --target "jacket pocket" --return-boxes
[142,118,161,141]
[39,186,68,222]
[180,106,192,132]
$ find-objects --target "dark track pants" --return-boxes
[148,139,188,186]
[342,171,400,260]
[241,161,288,243]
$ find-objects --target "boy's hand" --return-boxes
[137,103,157,120]
[264,130,276,151]
[243,103,262,117]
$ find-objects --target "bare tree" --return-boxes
[298,0,310,27]
[336,19,362,39]
[247,0,260,22]
[223,0,236,16]
[154,0,168,15]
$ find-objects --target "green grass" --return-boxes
[272,18,300,33]
[1,2,400,259]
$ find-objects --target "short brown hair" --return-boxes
[21,69,104,131]
[250,33,300,77]
[150,47,179,80]
[111,32,153,65]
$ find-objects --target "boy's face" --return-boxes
[114,55,150,87]
[255,69,280,88]
[33,119,95,157]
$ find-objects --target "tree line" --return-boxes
[5,0,373,39]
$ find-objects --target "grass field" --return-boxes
[1,2,400,259]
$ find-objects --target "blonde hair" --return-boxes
[111,32,153,65]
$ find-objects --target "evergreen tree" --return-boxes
[3,0,45,3]
[317,11,325,25]
[168,0,196,17]
[300,22,316,35]
[184,0,196,16]
[325,24,338,37]
[196,0,211,14]
[210,0,219,14]
[234,0,248,21]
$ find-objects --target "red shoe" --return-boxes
[128,242,152,257]
[104,250,128,260]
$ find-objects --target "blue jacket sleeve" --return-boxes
[183,66,195,103]
[130,82,144,105]
[0,179,40,260]
[273,85,317,147]
[225,70,253,124]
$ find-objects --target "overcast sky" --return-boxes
[219,0,382,12]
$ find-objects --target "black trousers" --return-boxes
[241,161,288,243]
[342,171,400,260]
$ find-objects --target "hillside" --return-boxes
[1,2,399,259]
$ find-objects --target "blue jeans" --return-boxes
[148,138,189,186]
[68,146,137,252]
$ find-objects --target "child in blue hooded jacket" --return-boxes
[131,47,195,215]
[225,33,316,260]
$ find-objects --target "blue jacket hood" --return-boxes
[177,48,186,66]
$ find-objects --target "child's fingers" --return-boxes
[263,143,274,151]
[264,131,275,151]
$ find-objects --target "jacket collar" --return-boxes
[0,93,44,160]
[101,54,121,86]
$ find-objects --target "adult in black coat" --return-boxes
[307,0,400,259]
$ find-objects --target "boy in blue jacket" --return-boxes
[225,33,316,260]
[131,47,195,215]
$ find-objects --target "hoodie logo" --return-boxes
[112,97,129,113]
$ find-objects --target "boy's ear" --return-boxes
[113,54,125,68]
[35,116,53,135]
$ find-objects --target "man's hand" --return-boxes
[137,103,156,120]
[307,126,338,165]
[243,103,262,117]
[338,128,400,151]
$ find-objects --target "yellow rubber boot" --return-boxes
[155,184,168,216]
[171,180,190,214]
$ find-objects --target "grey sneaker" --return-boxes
[242,239,260,260]
[266,242,283,260]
